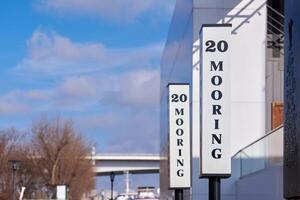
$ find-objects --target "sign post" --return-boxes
[175,189,183,200]
[199,24,232,200]
[168,83,191,200]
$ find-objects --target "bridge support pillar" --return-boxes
[124,171,130,193]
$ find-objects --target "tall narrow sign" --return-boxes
[200,24,231,178]
[168,84,191,189]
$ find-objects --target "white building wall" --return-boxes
[265,50,284,132]
[192,1,267,198]
[192,0,267,162]
[160,0,267,199]
[236,165,283,200]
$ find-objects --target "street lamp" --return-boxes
[8,160,21,200]
[110,172,115,200]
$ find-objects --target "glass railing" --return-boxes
[233,126,283,178]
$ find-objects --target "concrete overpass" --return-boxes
[90,153,161,176]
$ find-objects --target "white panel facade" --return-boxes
[161,0,267,199]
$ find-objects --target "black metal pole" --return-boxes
[111,180,113,200]
[175,189,183,200]
[209,177,220,200]
[12,168,16,200]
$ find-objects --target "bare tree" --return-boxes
[27,116,95,199]
[0,128,23,200]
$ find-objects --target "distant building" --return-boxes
[135,186,158,199]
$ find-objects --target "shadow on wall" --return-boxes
[191,157,283,200]
[192,0,267,69]
[225,0,267,34]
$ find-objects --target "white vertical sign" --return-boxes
[57,185,67,200]
[200,24,231,177]
[168,84,191,188]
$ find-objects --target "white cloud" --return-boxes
[54,68,159,108]
[0,92,31,115]
[1,90,49,102]
[35,0,175,22]
[15,29,163,75]
[78,112,120,129]
[1,68,159,114]
[7,28,161,153]
[25,90,49,100]
[0,69,160,151]
[0,101,29,115]
[12,29,161,109]
[76,109,160,153]
[58,76,96,98]
[101,69,160,107]
[106,110,159,153]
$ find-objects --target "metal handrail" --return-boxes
[267,21,285,35]
[266,4,285,56]
[232,125,283,158]
[240,151,251,159]
[268,15,284,28]
[267,5,285,19]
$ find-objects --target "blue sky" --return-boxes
[0,0,175,156]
